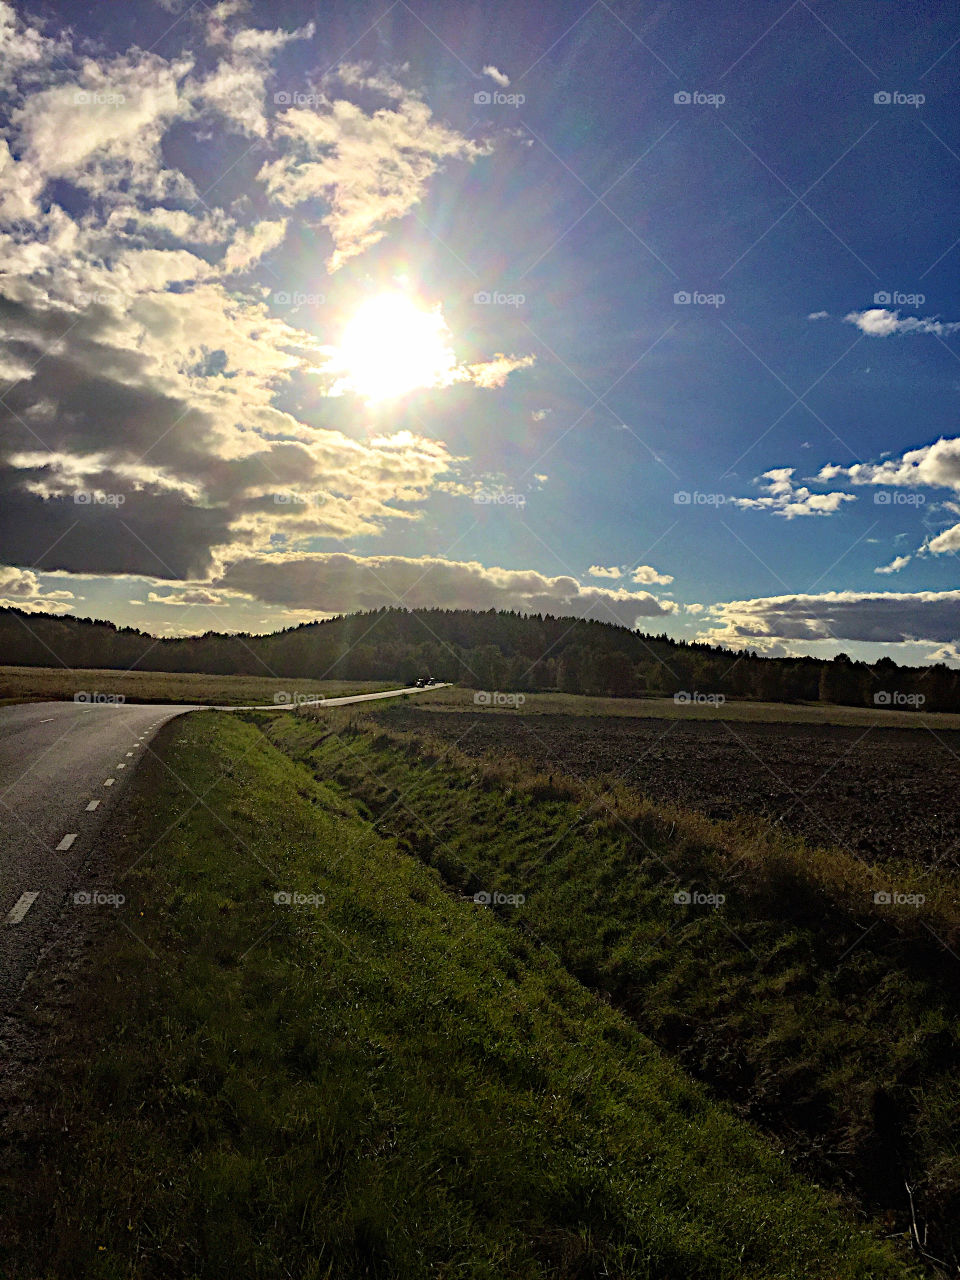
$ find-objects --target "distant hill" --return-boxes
[1,605,956,710]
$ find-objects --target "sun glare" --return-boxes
[334,293,458,401]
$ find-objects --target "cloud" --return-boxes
[697,590,960,649]
[0,565,75,613]
[844,308,960,337]
[258,65,489,271]
[221,218,288,273]
[875,555,911,574]
[212,553,677,628]
[807,310,829,320]
[588,565,622,578]
[819,437,960,493]
[482,65,511,86]
[732,468,856,518]
[631,564,674,585]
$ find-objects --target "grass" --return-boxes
[267,708,960,1271]
[0,664,394,706]
[406,685,960,729]
[0,712,917,1279]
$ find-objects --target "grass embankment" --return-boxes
[0,713,915,1279]
[268,710,960,1272]
[410,684,960,728]
[0,664,392,706]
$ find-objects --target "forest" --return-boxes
[1,605,955,710]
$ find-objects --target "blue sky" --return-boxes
[1,0,959,661]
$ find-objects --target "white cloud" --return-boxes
[631,564,674,585]
[212,552,677,629]
[588,565,622,578]
[0,565,74,613]
[732,467,856,518]
[875,555,911,574]
[807,310,829,320]
[482,65,511,87]
[820,437,960,493]
[845,308,960,338]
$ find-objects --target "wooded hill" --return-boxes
[1,604,956,710]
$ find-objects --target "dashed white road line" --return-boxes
[116,763,126,769]
[55,833,78,851]
[40,717,54,723]
[104,777,115,787]
[125,751,133,756]
[5,892,39,925]
[86,799,100,811]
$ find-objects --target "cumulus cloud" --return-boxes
[211,553,677,629]
[844,308,960,338]
[732,468,856,518]
[875,555,912,574]
[258,64,490,271]
[631,564,674,585]
[482,65,511,86]
[588,565,622,578]
[0,565,75,613]
[697,590,960,649]
[819,436,960,493]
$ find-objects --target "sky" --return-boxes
[1,0,959,663]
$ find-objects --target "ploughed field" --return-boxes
[377,708,960,870]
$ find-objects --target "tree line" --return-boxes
[1,605,957,710]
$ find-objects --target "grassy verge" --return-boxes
[0,712,915,1279]
[0,665,393,705]
[408,685,960,729]
[267,710,960,1270]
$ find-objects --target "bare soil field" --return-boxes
[376,706,960,871]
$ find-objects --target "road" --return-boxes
[0,686,444,1010]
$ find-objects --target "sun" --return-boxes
[333,292,458,401]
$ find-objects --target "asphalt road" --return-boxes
[0,686,444,1011]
